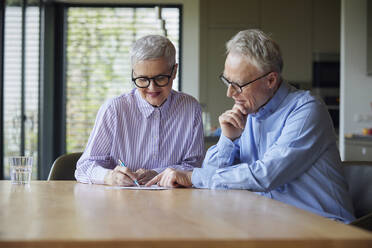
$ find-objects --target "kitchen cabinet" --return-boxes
[345,136,372,161]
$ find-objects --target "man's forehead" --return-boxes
[224,59,260,83]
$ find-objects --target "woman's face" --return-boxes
[132,58,177,107]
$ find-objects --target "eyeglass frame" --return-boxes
[132,64,176,88]
[219,71,272,93]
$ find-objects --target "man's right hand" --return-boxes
[219,104,248,140]
[104,165,138,186]
[145,168,193,188]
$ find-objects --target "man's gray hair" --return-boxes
[226,29,283,74]
[131,35,176,68]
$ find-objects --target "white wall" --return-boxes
[179,0,200,99]
[340,0,372,159]
[59,0,200,100]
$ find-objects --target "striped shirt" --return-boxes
[75,89,205,184]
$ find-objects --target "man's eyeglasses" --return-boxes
[132,65,175,88]
[220,71,272,93]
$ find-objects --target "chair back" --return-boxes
[342,161,372,231]
[47,152,82,180]
[342,161,372,218]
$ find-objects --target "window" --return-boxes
[65,6,181,153]
[2,0,39,179]
[1,3,181,179]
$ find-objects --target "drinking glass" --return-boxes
[9,156,33,185]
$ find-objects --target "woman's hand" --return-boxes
[135,169,158,185]
[104,165,138,186]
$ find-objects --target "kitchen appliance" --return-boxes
[312,53,340,130]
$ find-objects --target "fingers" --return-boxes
[145,173,161,187]
[145,168,192,188]
[176,171,193,187]
[159,170,178,188]
[145,169,174,187]
[113,171,134,186]
[106,166,160,186]
[137,174,152,185]
[114,165,138,182]
[104,169,134,186]
[138,175,155,185]
[234,105,248,128]
[233,103,248,116]
[135,168,146,181]
[136,169,158,184]
[135,168,145,174]
[219,110,245,129]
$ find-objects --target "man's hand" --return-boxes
[219,104,248,140]
[145,168,193,188]
[135,168,158,185]
[104,165,138,186]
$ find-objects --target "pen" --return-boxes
[118,159,140,187]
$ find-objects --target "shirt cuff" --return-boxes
[216,134,238,165]
[90,165,111,185]
[191,167,218,188]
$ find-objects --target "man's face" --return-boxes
[223,52,276,114]
[132,58,177,107]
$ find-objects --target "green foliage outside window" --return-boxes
[66,7,179,153]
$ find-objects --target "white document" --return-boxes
[107,185,169,190]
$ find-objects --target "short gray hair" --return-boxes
[130,35,176,68]
[226,29,283,74]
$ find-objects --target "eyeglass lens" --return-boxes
[135,75,169,88]
[221,77,241,93]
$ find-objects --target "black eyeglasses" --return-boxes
[220,71,272,93]
[132,65,175,88]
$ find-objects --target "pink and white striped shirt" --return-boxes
[75,89,205,184]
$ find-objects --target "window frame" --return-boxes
[0,0,5,179]
[1,0,41,179]
[38,2,183,179]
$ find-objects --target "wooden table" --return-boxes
[0,181,371,248]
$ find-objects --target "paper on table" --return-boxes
[107,185,169,190]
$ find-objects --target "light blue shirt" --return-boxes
[192,82,355,223]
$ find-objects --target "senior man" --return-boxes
[75,35,204,186]
[147,29,355,223]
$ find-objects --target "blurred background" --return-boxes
[0,0,371,179]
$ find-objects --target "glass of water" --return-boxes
[9,156,33,185]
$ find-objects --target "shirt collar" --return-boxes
[251,82,290,120]
[134,89,173,119]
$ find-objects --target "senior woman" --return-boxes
[75,35,204,186]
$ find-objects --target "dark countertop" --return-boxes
[345,134,372,142]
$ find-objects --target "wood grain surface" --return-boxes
[0,181,371,248]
